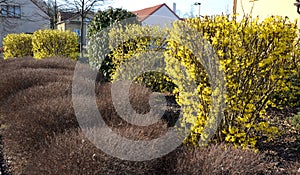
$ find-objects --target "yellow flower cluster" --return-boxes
[165,15,299,148]
[3,30,78,60]
[3,33,33,59]
[108,24,174,92]
[97,15,300,149]
[32,30,78,59]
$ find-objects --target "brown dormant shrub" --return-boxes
[175,144,274,175]
[0,57,78,173]
[2,57,292,174]
[0,57,179,174]
[24,128,178,175]
[0,57,75,103]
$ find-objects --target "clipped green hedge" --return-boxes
[3,33,33,59]
[88,8,139,38]
[32,29,79,59]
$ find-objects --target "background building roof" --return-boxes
[132,3,180,22]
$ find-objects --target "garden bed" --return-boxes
[0,57,299,174]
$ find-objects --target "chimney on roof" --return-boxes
[173,3,176,14]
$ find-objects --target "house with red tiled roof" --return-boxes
[0,0,50,47]
[132,3,181,27]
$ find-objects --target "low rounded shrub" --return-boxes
[32,29,79,59]
[3,33,33,59]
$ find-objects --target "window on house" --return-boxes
[84,18,91,22]
[73,29,81,36]
[8,6,14,17]
[0,5,7,16]
[14,6,21,18]
[0,5,21,18]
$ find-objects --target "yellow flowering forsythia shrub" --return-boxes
[165,16,300,148]
[272,50,300,108]
[108,24,174,92]
[32,29,78,59]
[3,33,33,59]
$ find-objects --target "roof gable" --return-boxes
[0,0,49,18]
[59,11,78,21]
[58,11,94,23]
[30,0,50,17]
[132,3,180,22]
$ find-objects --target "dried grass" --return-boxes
[0,57,297,174]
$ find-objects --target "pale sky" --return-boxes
[57,0,233,18]
[102,0,233,18]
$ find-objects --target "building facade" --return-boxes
[234,0,299,22]
[56,12,94,47]
[0,0,49,47]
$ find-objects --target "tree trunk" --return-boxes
[80,0,85,58]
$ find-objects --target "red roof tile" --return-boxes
[132,3,180,22]
[132,3,164,21]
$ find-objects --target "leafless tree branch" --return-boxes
[62,0,113,57]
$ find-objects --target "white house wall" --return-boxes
[0,0,49,47]
[236,0,299,22]
[142,5,179,27]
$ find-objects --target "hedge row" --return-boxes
[3,30,78,60]
[3,33,33,59]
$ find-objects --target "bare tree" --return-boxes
[64,0,111,57]
[40,0,59,29]
[40,0,75,29]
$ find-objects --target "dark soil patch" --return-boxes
[256,108,300,174]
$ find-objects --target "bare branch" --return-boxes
[62,0,112,57]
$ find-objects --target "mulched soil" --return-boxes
[256,108,300,174]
